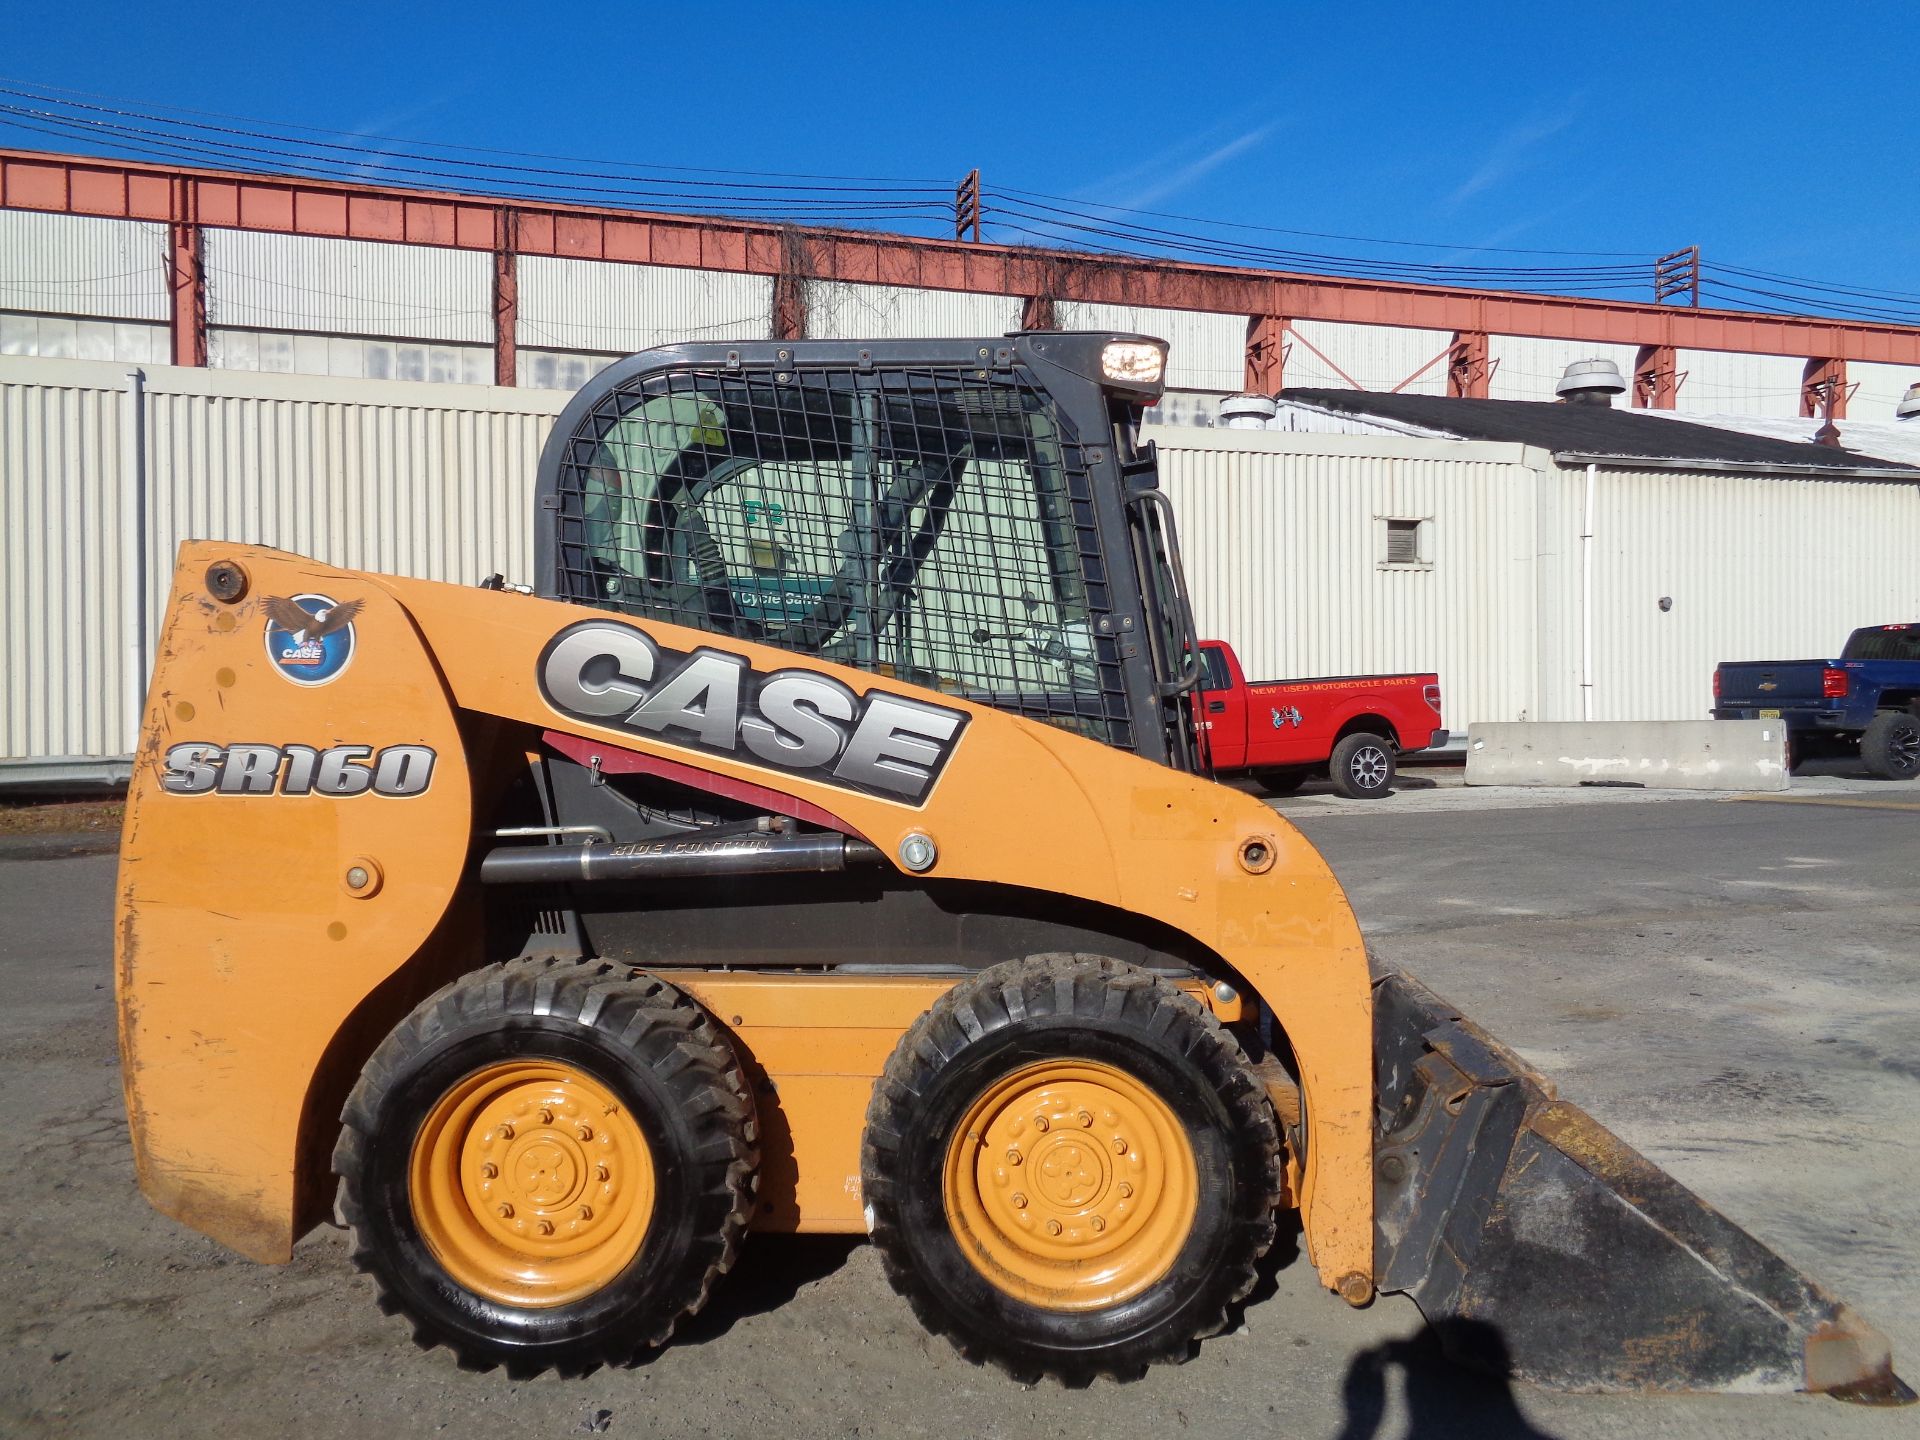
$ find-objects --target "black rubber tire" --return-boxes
[1252,767,1310,797]
[1860,710,1920,781]
[333,958,757,1376]
[862,954,1281,1385]
[1329,731,1396,799]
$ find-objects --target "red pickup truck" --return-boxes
[1196,640,1445,799]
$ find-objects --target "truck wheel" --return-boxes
[862,954,1281,1384]
[1252,767,1309,796]
[1330,732,1396,799]
[1860,711,1920,781]
[333,958,757,1376]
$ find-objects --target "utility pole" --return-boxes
[1654,246,1700,307]
[954,169,982,244]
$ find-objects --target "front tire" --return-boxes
[333,958,757,1375]
[862,955,1281,1384]
[1860,711,1920,781]
[1330,731,1396,799]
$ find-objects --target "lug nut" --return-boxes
[1006,1148,1022,1166]
[538,1107,553,1124]
[1077,1110,1093,1128]
[496,1202,514,1219]
[1113,1136,1129,1153]
[1118,1182,1133,1199]
[575,1123,593,1141]
[1034,1116,1050,1132]
[479,1162,499,1179]
[595,1163,610,1182]
[496,1123,514,1141]
[1011,1193,1028,1209]
[578,1204,594,1220]
[1045,1220,1063,1236]
[537,1219,555,1236]
[1091,1215,1106,1232]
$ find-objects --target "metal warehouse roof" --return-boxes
[1279,389,1917,472]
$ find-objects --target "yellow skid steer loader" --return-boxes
[116,333,1907,1398]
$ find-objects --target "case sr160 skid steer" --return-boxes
[118,332,1907,1399]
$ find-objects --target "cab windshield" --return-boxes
[553,367,1136,750]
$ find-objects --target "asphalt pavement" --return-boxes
[1,787,1915,1439]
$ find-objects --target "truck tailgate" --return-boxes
[1715,659,1833,708]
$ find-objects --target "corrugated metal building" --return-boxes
[1156,390,1920,733]
[0,355,565,766]
[6,352,1915,772]
[7,205,1918,422]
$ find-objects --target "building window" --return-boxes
[1380,517,1431,568]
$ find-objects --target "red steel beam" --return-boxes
[166,174,205,367]
[1444,332,1489,398]
[9,148,1920,366]
[1244,315,1285,392]
[1800,357,1847,420]
[492,207,517,388]
[1634,344,1680,410]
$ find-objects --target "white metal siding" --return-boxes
[0,360,129,758]
[808,282,1020,340]
[1284,320,1453,396]
[205,231,492,344]
[1056,303,1245,391]
[0,355,565,760]
[1148,427,1540,732]
[1674,349,1804,419]
[1585,465,1920,721]
[1845,361,1920,424]
[517,256,769,353]
[138,366,564,611]
[1489,335,1640,405]
[0,312,169,364]
[0,211,169,322]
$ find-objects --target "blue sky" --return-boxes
[4,2,1916,311]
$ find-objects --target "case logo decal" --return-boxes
[538,619,968,806]
[264,594,362,686]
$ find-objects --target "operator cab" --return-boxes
[534,333,1202,771]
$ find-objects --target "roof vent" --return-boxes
[1555,358,1629,407]
[1218,393,1279,429]
[1898,382,1920,422]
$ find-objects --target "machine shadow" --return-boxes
[1334,1320,1566,1440]
[636,1234,862,1358]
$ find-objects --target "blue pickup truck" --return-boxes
[1714,624,1920,780]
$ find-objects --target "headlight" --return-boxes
[1101,341,1166,386]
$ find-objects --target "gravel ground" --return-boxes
[1,786,1913,1439]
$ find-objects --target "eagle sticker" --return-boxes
[263,594,361,686]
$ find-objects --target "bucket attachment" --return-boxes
[1372,972,1912,1403]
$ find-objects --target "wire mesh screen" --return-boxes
[551,364,1134,749]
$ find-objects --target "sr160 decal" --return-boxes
[160,743,436,797]
[538,620,968,805]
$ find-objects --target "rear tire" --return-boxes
[334,958,757,1376]
[1860,710,1920,781]
[1330,731,1396,799]
[862,954,1281,1384]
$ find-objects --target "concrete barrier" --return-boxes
[1465,720,1789,792]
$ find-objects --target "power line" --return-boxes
[2,79,1916,326]
[0,76,948,186]
[997,185,1648,259]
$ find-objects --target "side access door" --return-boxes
[1196,642,1248,770]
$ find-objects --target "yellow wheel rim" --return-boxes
[407,1060,654,1308]
[943,1059,1197,1312]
